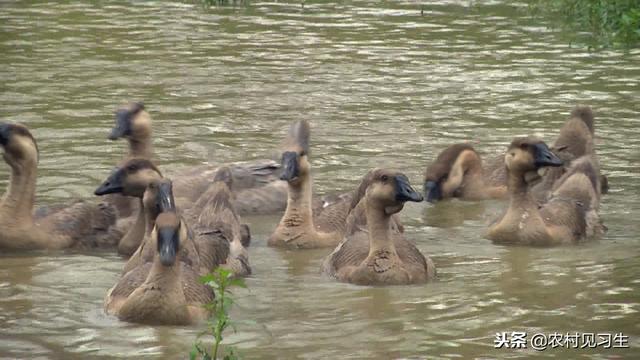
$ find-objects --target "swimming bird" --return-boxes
[105,210,213,325]
[0,122,117,250]
[423,143,507,203]
[531,106,607,202]
[104,175,250,324]
[322,169,435,285]
[268,120,353,249]
[486,136,604,246]
[95,158,165,256]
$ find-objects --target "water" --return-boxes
[1,1,639,359]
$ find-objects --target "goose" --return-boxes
[95,158,165,256]
[321,169,435,285]
[105,176,250,324]
[96,160,251,277]
[0,123,117,250]
[184,166,252,277]
[486,136,604,246]
[531,106,607,202]
[105,211,213,325]
[268,120,353,249]
[423,143,507,202]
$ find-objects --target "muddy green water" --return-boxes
[1,1,639,359]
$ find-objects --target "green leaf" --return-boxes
[199,274,215,284]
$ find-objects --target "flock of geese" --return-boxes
[0,103,606,325]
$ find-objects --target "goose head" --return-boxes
[424,143,477,203]
[143,178,177,215]
[153,211,184,267]
[279,120,311,185]
[362,169,423,215]
[505,137,563,175]
[95,158,162,197]
[109,102,151,141]
[0,122,39,168]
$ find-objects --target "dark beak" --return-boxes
[533,143,563,168]
[279,151,300,181]
[157,226,179,266]
[95,168,125,196]
[424,180,442,203]
[240,223,251,248]
[109,110,131,140]
[0,123,10,147]
[156,180,176,213]
[395,175,423,202]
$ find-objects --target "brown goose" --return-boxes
[107,102,287,216]
[424,143,507,203]
[486,137,604,246]
[105,211,213,325]
[321,169,435,285]
[95,158,165,256]
[184,166,251,277]
[0,123,117,251]
[105,176,250,324]
[531,106,607,202]
[96,160,251,277]
[268,120,353,249]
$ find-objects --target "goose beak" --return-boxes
[279,151,300,182]
[240,223,251,248]
[424,180,442,203]
[156,180,176,212]
[395,175,423,202]
[109,110,131,140]
[157,226,178,267]
[95,168,125,195]
[534,143,563,168]
[0,123,10,147]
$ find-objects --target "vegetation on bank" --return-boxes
[190,268,247,360]
[532,0,640,48]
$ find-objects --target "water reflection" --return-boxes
[422,200,487,228]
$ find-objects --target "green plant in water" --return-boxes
[190,267,247,360]
[531,0,640,49]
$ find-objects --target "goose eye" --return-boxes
[520,143,529,150]
[381,175,389,182]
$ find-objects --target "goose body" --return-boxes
[182,166,252,277]
[531,106,607,202]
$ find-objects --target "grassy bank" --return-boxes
[532,0,640,48]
